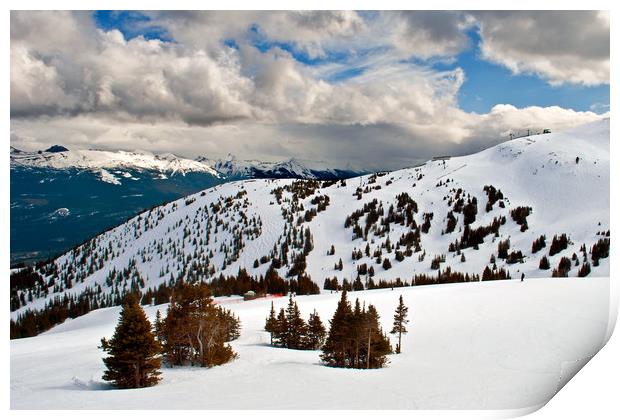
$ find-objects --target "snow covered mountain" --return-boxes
[10,147,225,265]
[197,154,364,180]
[11,119,610,320]
[10,147,363,265]
[11,147,219,182]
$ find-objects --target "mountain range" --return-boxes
[10,146,364,264]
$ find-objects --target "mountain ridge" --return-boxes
[10,119,610,321]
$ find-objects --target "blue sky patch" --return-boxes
[92,11,609,115]
[93,11,173,42]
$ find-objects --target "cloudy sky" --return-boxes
[10,10,609,170]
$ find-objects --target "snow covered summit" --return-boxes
[196,154,364,180]
[11,147,219,177]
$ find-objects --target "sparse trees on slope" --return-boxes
[390,295,409,354]
[100,295,161,389]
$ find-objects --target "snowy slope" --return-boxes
[10,277,612,409]
[11,147,219,177]
[197,154,364,179]
[11,119,610,318]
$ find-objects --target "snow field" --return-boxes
[11,276,611,410]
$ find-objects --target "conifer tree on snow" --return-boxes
[100,295,161,389]
[285,295,308,349]
[390,295,409,354]
[264,302,278,345]
[306,309,326,350]
[154,309,164,343]
[321,290,392,369]
[159,282,237,368]
[273,308,288,347]
[321,290,353,367]
[363,304,392,369]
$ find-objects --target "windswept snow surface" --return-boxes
[10,277,611,409]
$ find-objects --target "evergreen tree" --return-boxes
[285,295,307,349]
[264,302,278,345]
[363,304,392,368]
[321,290,353,367]
[351,298,365,368]
[154,309,164,343]
[306,309,326,350]
[159,283,237,367]
[273,308,288,347]
[390,295,409,354]
[101,295,161,389]
[321,291,392,369]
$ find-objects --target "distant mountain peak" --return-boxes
[44,145,69,153]
[195,154,365,180]
[10,147,219,177]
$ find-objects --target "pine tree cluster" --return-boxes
[264,296,326,350]
[321,291,392,369]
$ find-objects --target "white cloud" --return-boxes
[10,11,609,170]
[474,11,609,86]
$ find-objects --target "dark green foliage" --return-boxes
[421,212,434,233]
[482,266,511,280]
[390,295,409,354]
[101,295,161,389]
[497,239,510,259]
[591,238,610,266]
[267,296,325,350]
[483,185,504,212]
[289,274,321,295]
[218,306,241,341]
[510,206,532,231]
[411,267,479,285]
[578,262,591,277]
[321,291,392,369]
[323,277,339,291]
[10,268,45,311]
[455,217,505,250]
[531,235,546,254]
[552,257,572,277]
[306,310,327,350]
[430,254,444,270]
[445,211,457,234]
[158,282,238,368]
[549,234,570,256]
[539,256,550,270]
[265,302,278,345]
[505,250,524,264]
[284,295,308,349]
[352,276,364,291]
[462,197,477,225]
